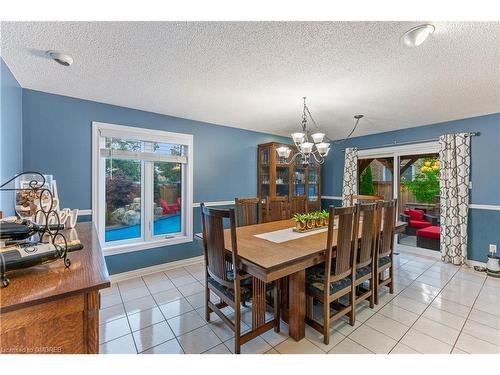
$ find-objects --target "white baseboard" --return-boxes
[395,244,488,269]
[464,259,487,268]
[109,255,204,283]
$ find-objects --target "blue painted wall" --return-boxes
[22,89,288,274]
[0,59,23,216]
[322,113,500,263]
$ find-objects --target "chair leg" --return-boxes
[234,292,241,354]
[369,277,375,309]
[323,299,330,345]
[349,287,356,326]
[273,280,281,333]
[389,264,394,294]
[374,270,380,305]
[205,284,211,322]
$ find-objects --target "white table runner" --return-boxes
[253,227,329,243]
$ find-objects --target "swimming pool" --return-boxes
[105,214,181,242]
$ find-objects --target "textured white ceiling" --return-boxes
[1,21,499,138]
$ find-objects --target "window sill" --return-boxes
[102,235,193,256]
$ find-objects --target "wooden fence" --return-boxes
[373,181,417,212]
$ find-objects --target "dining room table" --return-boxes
[219,218,407,341]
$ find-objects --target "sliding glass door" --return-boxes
[356,142,440,252]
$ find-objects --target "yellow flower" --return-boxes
[432,165,439,171]
[424,161,432,167]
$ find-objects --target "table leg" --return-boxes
[288,269,305,341]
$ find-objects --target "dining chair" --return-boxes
[265,196,290,222]
[234,197,261,226]
[200,203,280,354]
[353,202,382,309]
[374,199,397,304]
[305,205,359,345]
[290,195,307,216]
[348,194,383,205]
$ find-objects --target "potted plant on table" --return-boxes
[293,213,307,231]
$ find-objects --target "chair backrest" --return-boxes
[349,194,383,205]
[290,195,307,216]
[356,202,382,269]
[265,196,290,222]
[200,203,239,290]
[324,205,359,286]
[379,199,397,258]
[234,197,261,226]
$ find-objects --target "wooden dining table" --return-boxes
[221,218,407,341]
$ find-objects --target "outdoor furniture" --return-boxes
[160,197,180,215]
[416,225,440,250]
[400,208,435,235]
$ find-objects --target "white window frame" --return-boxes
[92,122,193,256]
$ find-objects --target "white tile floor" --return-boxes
[99,253,500,354]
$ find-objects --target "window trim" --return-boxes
[92,121,193,256]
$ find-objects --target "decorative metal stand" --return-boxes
[0,171,70,287]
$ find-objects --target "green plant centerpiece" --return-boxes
[293,210,330,232]
[401,158,440,203]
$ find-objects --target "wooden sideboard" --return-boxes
[0,222,110,354]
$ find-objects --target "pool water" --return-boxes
[105,214,181,242]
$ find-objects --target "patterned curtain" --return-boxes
[439,133,471,265]
[342,148,358,206]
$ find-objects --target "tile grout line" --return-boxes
[119,280,140,353]
[318,254,421,353]
[449,275,489,353]
[387,264,480,353]
[371,260,438,353]
[101,257,497,354]
[326,254,428,353]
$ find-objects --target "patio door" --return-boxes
[397,152,440,250]
[357,141,440,253]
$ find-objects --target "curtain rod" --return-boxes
[340,132,479,152]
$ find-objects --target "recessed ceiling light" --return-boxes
[401,24,435,47]
[46,50,73,66]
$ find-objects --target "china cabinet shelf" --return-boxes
[257,142,321,213]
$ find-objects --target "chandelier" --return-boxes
[276,97,364,166]
[276,97,331,166]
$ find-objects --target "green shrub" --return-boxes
[359,165,375,195]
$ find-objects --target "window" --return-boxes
[92,122,193,255]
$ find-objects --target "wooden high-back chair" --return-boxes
[375,199,397,304]
[353,202,382,309]
[305,205,359,345]
[290,195,307,216]
[265,196,290,222]
[348,194,383,205]
[234,197,261,226]
[200,203,279,354]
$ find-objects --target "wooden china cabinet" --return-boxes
[257,142,321,213]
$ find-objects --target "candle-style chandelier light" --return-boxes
[277,97,363,166]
